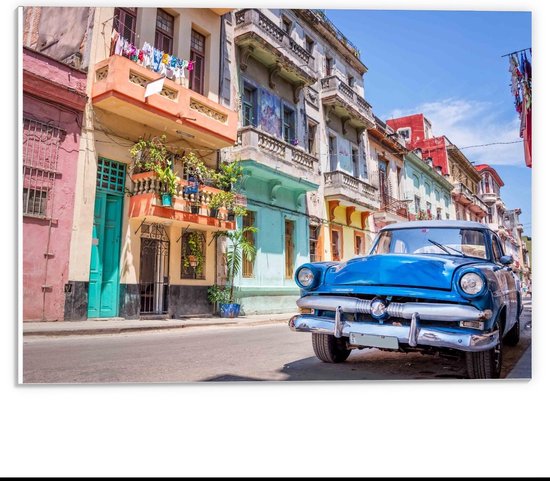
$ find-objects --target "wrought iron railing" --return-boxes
[379,193,410,218]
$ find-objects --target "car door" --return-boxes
[491,234,518,333]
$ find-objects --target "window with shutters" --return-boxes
[155,9,174,53]
[331,228,342,261]
[189,29,206,95]
[114,7,137,45]
[309,224,320,262]
[242,83,257,127]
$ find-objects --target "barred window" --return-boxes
[22,117,63,218]
[181,230,206,279]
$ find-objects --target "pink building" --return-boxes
[22,47,87,320]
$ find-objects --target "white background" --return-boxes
[4,0,548,477]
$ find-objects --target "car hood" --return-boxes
[323,254,481,291]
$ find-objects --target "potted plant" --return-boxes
[214,160,244,192]
[227,205,248,222]
[156,162,180,207]
[212,227,257,318]
[207,191,228,218]
[182,152,215,186]
[182,231,205,278]
[189,197,201,215]
[207,284,231,314]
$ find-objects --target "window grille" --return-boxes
[22,117,64,219]
[96,157,126,194]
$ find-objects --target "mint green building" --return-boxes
[403,150,455,220]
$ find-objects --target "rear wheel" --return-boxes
[465,321,502,379]
[312,333,351,363]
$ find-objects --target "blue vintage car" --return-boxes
[289,220,522,379]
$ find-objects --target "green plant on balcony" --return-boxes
[156,161,180,197]
[207,190,232,218]
[416,209,430,220]
[182,231,205,277]
[130,135,170,173]
[215,160,244,192]
[181,152,216,184]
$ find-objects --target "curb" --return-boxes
[23,317,288,337]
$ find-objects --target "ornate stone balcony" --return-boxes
[229,126,321,186]
[234,9,317,93]
[92,55,238,149]
[320,75,375,130]
[324,170,379,210]
[480,191,498,205]
[128,172,243,230]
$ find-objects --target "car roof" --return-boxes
[380,220,489,231]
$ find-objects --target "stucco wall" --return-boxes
[23,95,83,320]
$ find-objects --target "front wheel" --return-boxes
[465,324,502,379]
[312,333,351,363]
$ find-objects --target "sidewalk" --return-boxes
[23,312,292,337]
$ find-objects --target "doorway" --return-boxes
[139,223,170,315]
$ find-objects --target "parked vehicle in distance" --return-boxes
[289,220,522,379]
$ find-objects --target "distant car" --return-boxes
[289,220,522,379]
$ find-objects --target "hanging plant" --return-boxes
[182,231,206,277]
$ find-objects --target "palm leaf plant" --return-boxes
[213,226,258,305]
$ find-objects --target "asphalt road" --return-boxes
[23,301,531,383]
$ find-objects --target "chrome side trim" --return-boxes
[297,296,488,322]
[288,314,499,352]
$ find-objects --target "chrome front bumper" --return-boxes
[289,296,498,352]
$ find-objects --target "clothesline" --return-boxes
[110,29,195,84]
[501,47,531,58]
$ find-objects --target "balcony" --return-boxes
[91,55,238,149]
[480,191,498,205]
[324,170,378,210]
[373,194,411,227]
[471,194,489,216]
[320,76,375,129]
[234,9,316,89]
[128,172,243,230]
[229,126,321,186]
[452,182,474,206]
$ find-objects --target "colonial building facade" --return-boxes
[22,8,89,321]
[223,9,379,314]
[61,7,239,319]
[387,113,489,223]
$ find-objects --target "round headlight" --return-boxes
[460,272,484,295]
[297,267,315,288]
[370,298,388,320]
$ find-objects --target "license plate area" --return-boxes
[349,332,399,349]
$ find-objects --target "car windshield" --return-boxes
[371,227,488,259]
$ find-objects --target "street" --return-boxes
[23,299,531,383]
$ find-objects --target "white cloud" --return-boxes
[385,98,525,167]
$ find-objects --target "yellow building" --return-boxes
[64,8,239,319]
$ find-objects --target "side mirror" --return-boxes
[500,255,513,265]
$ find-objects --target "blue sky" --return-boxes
[326,9,532,235]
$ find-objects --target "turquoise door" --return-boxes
[88,192,123,318]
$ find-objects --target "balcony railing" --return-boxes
[129,172,244,228]
[92,55,238,149]
[234,9,316,83]
[379,194,410,218]
[324,170,378,207]
[233,126,320,183]
[309,10,361,58]
[320,75,374,128]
